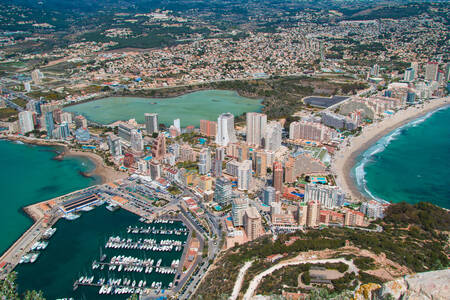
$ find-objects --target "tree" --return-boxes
[0,272,45,300]
[127,294,139,300]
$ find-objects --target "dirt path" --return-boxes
[229,260,254,300]
[242,256,357,300]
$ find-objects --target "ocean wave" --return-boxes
[352,105,450,203]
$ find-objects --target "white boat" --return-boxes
[64,213,80,221]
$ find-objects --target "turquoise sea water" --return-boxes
[0,140,99,256]
[352,105,450,209]
[64,89,263,126]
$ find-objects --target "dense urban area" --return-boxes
[0,0,449,299]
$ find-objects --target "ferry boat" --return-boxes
[80,205,95,212]
[106,203,120,212]
[64,213,80,221]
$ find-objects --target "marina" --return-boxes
[15,205,189,299]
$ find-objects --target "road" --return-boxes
[230,260,254,300]
[242,257,358,300]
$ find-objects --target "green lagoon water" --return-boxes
[352,105,450,209]
[0,140,99,256]
[64,89,263,126]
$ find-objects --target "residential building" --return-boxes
[216,113,237,146]
[45,111,54,138]
[262,186,276,206]
[264,121,282,152]
[273,161,283,193]
[198,148,211,175]
[18,111,34,134]
[74,115,88,129]
[244,207,263,241]
[130,129,144,152]
[306,201,320,227]
[107,134,122,156]
[151,134,166,160]
[425,61,439,81]
[289,121,334,143]
[214,177,232,206]
[238,160,252,191]
[304,183,344,209]
[232,198,249,227]
[246,112,267,147]
[200,120,217,137]
[145,113,159,134]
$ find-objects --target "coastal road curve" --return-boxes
[242,257,357,300]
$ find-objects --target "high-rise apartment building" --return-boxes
[246,112,267,147]
[404,67,415,82]
[231,198,249,227]
[151,133,166,160]
[74,115,88,129]
[130,129,144,152]
[263,186,276,206]
[273,161,283,193]
[198,148,211,175]
[18,111,34,134]
[306,201,320,227]
[215,113,237,146]
[252,150,267,178]
[238,160,252,191]
[214,177,232,205]
[264,121,282,152]
[425,62,439,81]
[145,113,159,134]
[244,207,263,241]
[45,111,54,138]
[107,134,122,156]
[200,120,217,137]
[304,183,344,209]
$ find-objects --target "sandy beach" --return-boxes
[64,148,127,183]
[332,96,450,202]
[0,135,127,184]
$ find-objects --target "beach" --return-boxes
[332,96,450,202]
[64,148,127,183]
[0,135,126,184]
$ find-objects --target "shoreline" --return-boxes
[332,96,450,203]
[62,148,128,184]
[0,135,127,184]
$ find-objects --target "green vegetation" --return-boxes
[168,184,182,196]
[0,272,45,300]
[12,99,27,108]
[0,108,18,120]
[123,75,367,120]
[194,202,450,299]
[353,257,376,271]
[27,90,65,101]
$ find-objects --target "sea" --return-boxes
[64,89,263,127]
[15,207,187,299]
[352,104,450,209]
[0,140,187,299]
[0,140,99,256]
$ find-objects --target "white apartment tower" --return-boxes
[238,160,252,191]
[18,111,34,134]
[145,113,159,134]
[246,112,267,147]
[215,113,237,146]
[264,121,282,151]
